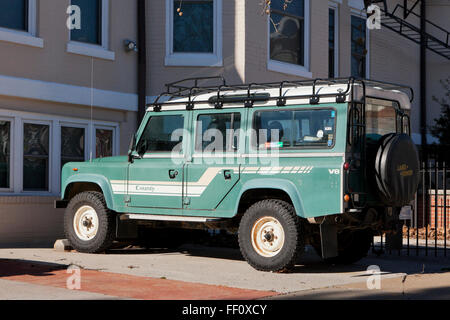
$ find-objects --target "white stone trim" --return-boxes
[67,41,115,61]
[267,59,313,78]
[165,0,223,67]
[0,74,138,112]
[267,0,312,78]
[0,0,43,48]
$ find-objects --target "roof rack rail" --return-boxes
[149,77,413,111]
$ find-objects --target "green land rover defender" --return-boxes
[56,77,420,272]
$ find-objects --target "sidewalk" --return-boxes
[270,272,450,300]
[0,245,449,300]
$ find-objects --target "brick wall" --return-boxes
[430,192,450,229]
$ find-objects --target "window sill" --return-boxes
[165,53,223,67]
[67,41,115,61]
[0,28,44,48]
[267,60,313,78]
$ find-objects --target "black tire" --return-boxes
[238,199,304,272]
[313,229,373,264]
[64,191,116,253]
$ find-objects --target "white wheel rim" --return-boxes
[251,216,285,257]
[73,205,99,241]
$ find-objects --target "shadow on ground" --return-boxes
[0,259,68,278]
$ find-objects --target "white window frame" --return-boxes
[93,125,119,159]
[60,122,90,163]
[350,6,370,79]
[329,1,339,78]
[67,0,115,61]
[267,0,312,78]
[0,117,14,192]
[22,119,53,194]
[0,0,43,48]
[0,108,119,196]
[165,0,223,67]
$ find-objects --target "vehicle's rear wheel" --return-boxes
[238,199,304,272]
[313,228,373,264]
[64,191,116,253]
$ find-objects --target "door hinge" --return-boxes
[124,196,131,203]
[183,197,191,205]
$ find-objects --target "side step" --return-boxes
[120,213,224,223]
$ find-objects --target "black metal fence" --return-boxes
[375,161,449,257]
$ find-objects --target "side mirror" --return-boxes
[128,134,137,163]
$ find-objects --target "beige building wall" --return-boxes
[0,0,138,93]
[0,0,139,247]
[369,0,421,133]
[147,0,449,137]
[427,0,450,138]
[147,0,331,96]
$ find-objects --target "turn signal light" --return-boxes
[343,162,350,170]
[344,194,351,202]
[73,168,79,172]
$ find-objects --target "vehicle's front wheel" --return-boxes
[238,199,304,272]
[64,191,116,253]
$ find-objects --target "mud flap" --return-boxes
[320,222,338,259]
[385,224,403,251]
[116,217,138,239]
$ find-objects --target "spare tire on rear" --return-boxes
[374,133,420,207]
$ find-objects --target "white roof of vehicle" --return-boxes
[148,82,412,111]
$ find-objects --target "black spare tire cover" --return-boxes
[374,133,420,207]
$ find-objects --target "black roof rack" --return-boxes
[149,77,414,111]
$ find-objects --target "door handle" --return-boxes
[169,170,178,179]
[224,170,232,180]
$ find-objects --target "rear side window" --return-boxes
[365,98,398,138]
[137,115,184,153]
[253,109,336,149]
[195,113,241,152]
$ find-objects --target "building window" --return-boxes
[70,0,102,45]
[61,127,85,168]
[0,109,119,195]
[96,128,113,158]
[329,6,338,78]
[0,0,28,31]
[23,123,50,191]
[0,120,11,189]
[267,0,311,78]
[0,0,42,48]
[269,0,305,66]
[173,0,213,53]
[351,15,367,78]
[67,0,114,60]
[165,0,222,66]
